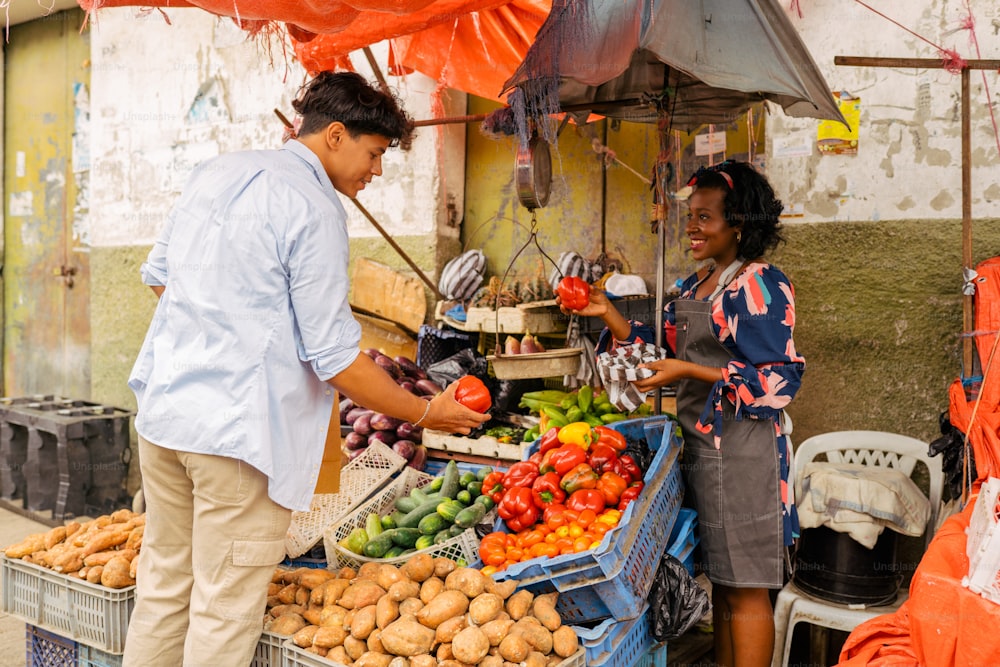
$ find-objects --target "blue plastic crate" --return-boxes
[78,644,124,667]
[26,625,76,667]
[422,457,507,478]
[667,508,699,576]
[494,416,684,624]
[640,643,668,667]
[572,604,653,667]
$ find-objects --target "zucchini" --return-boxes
[384,546,405,559]
[459,471,478,487]
[385,527,421,548]
[436,500,464,522]
[362,531,394,558]
[417,512,448,536]
[365,513,383,539]
[428,477,444,492]
[439,460,461,499]
[454,502,487,529]
[394,496,418,514]
[456,490,473,505]
[397,500,443,529]
[414,534,436,551]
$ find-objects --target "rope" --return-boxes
[852,0,967,72]
[958,2,1000,164]
[961,317,1000,506]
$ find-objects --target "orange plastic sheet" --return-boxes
[80,0,551,103]
[837,496,1000,666]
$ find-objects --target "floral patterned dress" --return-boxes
[595,262,804,545]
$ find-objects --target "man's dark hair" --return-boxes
[292,72,415,150]
[688,160,785,259]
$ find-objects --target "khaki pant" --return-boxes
[123,437,291,667]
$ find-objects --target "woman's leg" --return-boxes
[713,584,775,667]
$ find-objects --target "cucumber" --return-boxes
[456,490,473,505]
[439,460,461,499]
[417,512,448,536]
[340,527,369,555]
[447,524,465,538]
[397,500,443,529]
[394,496,418,513]
[362,532,394,558]
[433,528,453,545]
[410,487,431,505]
[476,466,493,482]
[380,514,397,531]
[454,502,487,529]
[414,534,436,551]
[365,513,383,539]
[466,481,482,497]
[459,471,478,487]
[475,495,495,511]
[400,548,416,556]
[384,546,405,559]
[384,527,421,548]
[436,500,464,522]
[428,477,444,492]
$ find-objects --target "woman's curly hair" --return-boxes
[687,160,785,259]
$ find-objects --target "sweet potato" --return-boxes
[357,562,382,581]
[302,606,323,627]
[100,555,135,589]
[498,635,530,662]
[319,605,348,628]
[380,616,436,656]
[125,525,144,551]
[269,604,306,618]
[81,529,129,556]
[129,554,139,580]
[376,594,400,629]
[375,563,407,591]
[322,579,352,607]
[410,655,437,667]
[267,613,307,636]
[480,619,515,646]
[339,580,386,609]
[343,635,368,660]
[4,533,46,559]
[355,651,393,667]
[469,593,503,625]
[418,577,444,604]
[551,626,579,658]
[524,650,548,667]
[484,578,518,600]
[506,590,534,620]
[366,628,385,654]
[432,557,457,578]
[445,568,487,598]
[312,625,348,649]
[512,620,552,654]
[415,590,469,628]
[86,565,104,584]
[295,586,311,607]
[530,595,562,631]
[398,598,423,616]
[452,626,491,664]
[436,643,453,661]
[298,568,336,591]
[435,614,467,644]
[328,646,351,664]
[480,655,503,667]
[293,625,319,648]
[351,604,378,640]
[387,579,420,602]
[401,553,434,582]
[43,526,67,550]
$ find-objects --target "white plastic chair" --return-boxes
[771,430,944,667]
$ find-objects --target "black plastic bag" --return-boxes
[648,554,711,641]
[426,348,489,388]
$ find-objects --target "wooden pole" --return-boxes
[834,56,1000,69]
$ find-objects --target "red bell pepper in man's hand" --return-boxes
[556,276,591,311]
[454,375,492,413]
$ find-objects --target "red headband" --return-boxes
[687,163,734,190]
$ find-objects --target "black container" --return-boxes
[793,526,901,605]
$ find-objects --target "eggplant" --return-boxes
[369,429,397,446]
[370,413,403,432]
[339,397,356,423]
[374,354,403,379]
[407,445,428,470]
[392,439,417,461]
[345,407,372,426]
[352,413,373,436]
[504,335,522,355]
[397,380,416,394]
[394,356,428,380]
[414,379,444,397]
[396,421,423,443]
[347,447,368,461]
[363,348,382,359]
[344,432,368,451]
[520,333,539,354]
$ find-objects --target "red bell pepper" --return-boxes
[503,461,539,489]
[454,375,492,413]
[531,472,566,509]
[556,276,591,311]
[618,454,643,482]
[560,463,599,493]
[542,503,567,525]
[481,471,505,503]
[617,481,645,510]
[538,427,562,455]
[566,488,606,513]
[587,444,619,474]
[596,471,628,505]
[593,425,627,452]
[528,450,543,467]
[498,487,540,532]
[549,443,588,475]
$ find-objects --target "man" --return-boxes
[123,72,488,666]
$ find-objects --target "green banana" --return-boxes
[520,390,570,404]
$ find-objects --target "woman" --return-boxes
[563,160,803,667]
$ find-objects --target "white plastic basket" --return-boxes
[323,467,483,569]
[963,476,1000,604]
[285,442,407,558]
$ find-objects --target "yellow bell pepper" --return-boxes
[557,422,594,450]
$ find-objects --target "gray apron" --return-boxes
[674,295,785,588]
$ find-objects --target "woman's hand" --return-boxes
[632,359,724,393]
[557,287,612,318]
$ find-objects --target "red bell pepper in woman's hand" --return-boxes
[556,276,591,311]
[498,487,540,532]
[550,443,588,475]
[596,471,628,506]
[566,488,606,513]
[502,461,539,489]
[593,425,627,452]
[481,471,505,503]
[454,375,492,413]
[560,463,600,493]
[617,481,645,510]
[531,472,566,509]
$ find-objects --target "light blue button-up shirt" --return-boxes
[129,140,362,511]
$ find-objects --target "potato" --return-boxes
[481,655,503,667]
[313,625,348,649]
[484,578,518,600]
[388,657,410,667]
[100,556,135,588]
[388,580,421,602]
[323,579,352,607]
[436,643,453,661]
[267,613,306,636]
[480,619,514,646]
[551,626,579,658]
[298,569,336,591]
[401,553,434,582]
[445,568,487,599]
[86,565,104,584]
[302,606,323,627]
[340,580,387,609]
[267,582,283,597]
[452,626,490,664]
[416,590,470,628]
[351,604,378,639]
[367,628,385,654]
[43,526,67,550]
[293,625,319,648]
[433,557,457,578]
[398,598,424,616]
[357,562,382,580]
[530,595,562,631]
[320,605,348,627]
[376,563,408,591]
[419,577,444,604]
[513,620,552,655]
[410,655,437,667]
[469,593,503,625]
[295,586,311,607]
[277,584,300,605]
[380,616,436,656]
[269,604,306,618]
[344,635,368,660]
[506,590,534,620]
[305,645,327,656]
[377,594,400,629]
[435,615,467,644]
[337,567,357,579]
[355,651,393,667]
[524,650,548,667]
[499,634,530,662]
[328,646,351,664]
